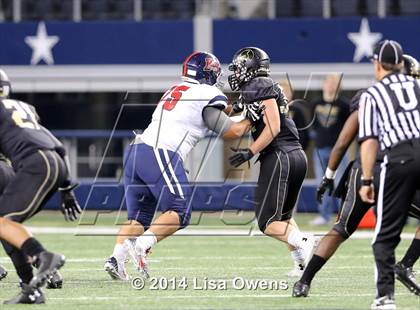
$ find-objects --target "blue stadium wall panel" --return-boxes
[44,183,323,213]
[0,17,419,65]
[0,21,193,65]
[213,17,420,63]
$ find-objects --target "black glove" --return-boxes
[232,99,245,113]
[244,102,265,122]
[59,183,82,221]
[316,176,334,204]
[229,148,254,168]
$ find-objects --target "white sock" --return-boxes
[136,231,157,254]
[291,249,305,265]
[287,229,306,249]
[112,243,127,262]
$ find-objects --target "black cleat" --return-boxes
[46,270,63,289]
[30,251,65,289]
[292,280,310,297]
[0,264,7,281]
[394,262,420,296]
[3,283,45,304]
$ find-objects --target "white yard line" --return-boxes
[44,292,415,301]
[25,226,416,240]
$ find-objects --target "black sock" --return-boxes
[16,264,33,284]
[300,255,327,285]
[20,238,45,259]
[400,238,420,267]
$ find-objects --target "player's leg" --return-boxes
[371,155,416,309]
[0,150,66,303]
[125,146,192,278]
[258,150,313,271]
[394,193,420,295]
[0,159,15,282]
[0,216,65,304]
[105,144,154,280]
[293,166,372,297]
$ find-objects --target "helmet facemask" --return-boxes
[228,61,257,91]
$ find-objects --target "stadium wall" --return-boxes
[1,17,419,91]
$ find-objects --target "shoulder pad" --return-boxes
[241,77,278,103]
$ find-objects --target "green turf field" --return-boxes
[0,212,418,309]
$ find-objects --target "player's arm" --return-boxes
[316,111,358,202]
[40,126,82,221]
[358,92,379,203]
[228,98,278,168]
[249,98,280,155]
[202,106,251,140]
[327,111,358,171]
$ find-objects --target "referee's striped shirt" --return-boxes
[358,73,420,150]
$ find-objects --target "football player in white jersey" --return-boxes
[104,52,253,280]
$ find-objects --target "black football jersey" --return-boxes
[0,99,64,168]
[241,77,301,153]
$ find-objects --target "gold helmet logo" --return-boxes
[239,49,254,61]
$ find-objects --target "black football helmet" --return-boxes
[228,47,270,91]
[403,54,419,79]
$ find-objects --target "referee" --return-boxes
[358,40,420,309]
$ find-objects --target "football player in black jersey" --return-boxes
[227,47,315,275]
[292,54,420,298]
[0,128,63,290]
[0,70,81,304]
[0,153,13,281]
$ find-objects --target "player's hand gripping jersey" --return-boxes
[140,80,227,160]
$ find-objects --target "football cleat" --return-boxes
[30,251,65,289]
[292,280,310,297]
[104,256,129,281]
[0,264,7,281]
[394,262,420,296]
[46,270,63,289]
[3,283,45,304]
[286,261,304,278]
[370,295,396,310]
[124,238,149,279]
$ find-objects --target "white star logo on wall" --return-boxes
[25,22,60,65]
[347,18,382,63]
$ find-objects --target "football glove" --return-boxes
[229,148,254,168]
[316,176,334,204]
[232,98,245,113]
[59,183,82,221]
[244,102,265,122]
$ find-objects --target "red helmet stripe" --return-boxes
[183,51,200,76]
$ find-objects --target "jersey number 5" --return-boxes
[162,85,190,111]
[2,99,40,130]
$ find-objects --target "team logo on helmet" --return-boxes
[240,49,254,60]
[204,56,221,73]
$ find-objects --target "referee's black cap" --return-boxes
[370,40,403,65]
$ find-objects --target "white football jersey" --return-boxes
[140,80,227,161]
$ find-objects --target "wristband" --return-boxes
[325,167,337,179]
[361,176,373,186]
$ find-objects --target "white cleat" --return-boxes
[286,261,304,278]
[124,238,150,279]
[370,295,396,310]
[104,256,129,281]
